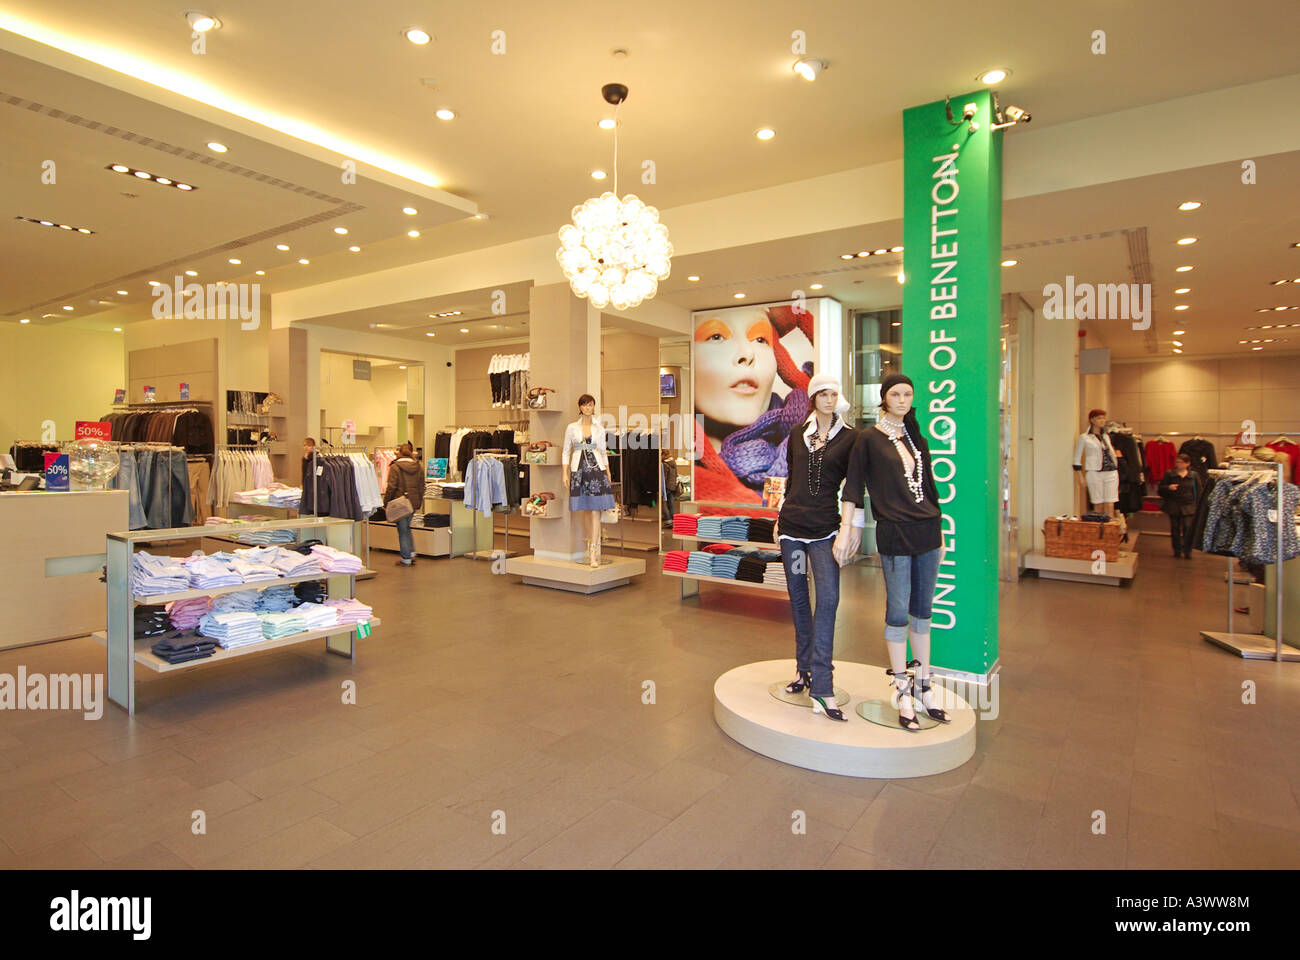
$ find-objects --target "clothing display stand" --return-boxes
[308,447,376,579]
[467,449,520,560]
[94,515,378,714]
[1200,461,1296,662]
[667,499,787,599]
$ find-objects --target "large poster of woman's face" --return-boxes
[691,299,817,504]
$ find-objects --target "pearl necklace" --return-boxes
[807,415,836,496]
[878,417,926,503]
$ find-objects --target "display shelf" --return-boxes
[132,571,329,606]
[687,500,779,511]
[92,618,380,674]
[671,534,779,551]
[661,569,788,594]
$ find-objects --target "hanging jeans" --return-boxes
[779,536,840,699]
[112,448,147,529]
[395,514,414,562]
[880,547,942,643]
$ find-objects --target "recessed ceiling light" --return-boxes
[1175,288,1190,294]
[856,251,871,258]
[206,141,227,153]
[1239,340,1248,344]
[58,224,73,230]
[228,258,241,265]
[890,245,904,253]
[1172,340,1184,346]
[756,128,776,141]
[19,318,29,324]
[184,270,197,277]
[793,58,826,82]
[473,213,489,221]
[404,28,432,45]
[154,177,172,185]
[435,108,456,121]
[591,170,606,180]
[687,275,700,282]
[407,230,420,238]
[113,327,122,332]
[399,365,406,370]
[110,164,129,173]
[978,68,1010,85]
[1253,346,1263,350]
[116,289,128,295]
[176,183,193,191]
[1172,348,1183,354]
[1176,265,1193,272]
[1271,279,1289,286]
[874,248,888,256]
[1275,306,1288,311]
[276,244,290,251]
[333,227,348,235]
[1178,201,1202,211]
[598,118,616,130]
[297,258,310,265]
[460,328,469,333]
[1001,259,1018,267]
[254,270,265,275]
[148,281,161,286]
[348,245,361,252]
[1174,304,1189,311]
[185,11,220,32]
[38,220,52,226]
[402,207,418,215]
[1262,325,1274,329]
[62,305,73,311]
[1173,329,1186,335]
[133,170,151,179]
[810,283,823,290]
[1176,237,1198,246]
[891,321,901,327]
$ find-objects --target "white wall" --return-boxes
[0,323,124,448]
[1032,305,1080,548]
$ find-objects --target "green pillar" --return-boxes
[900,90,1003,679]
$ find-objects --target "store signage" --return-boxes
[143,385,156,402]
[901,89,1003,679]
[342,419,357,444]
[427,458,447,480]
[113,389,126,405]
[352,360,371,381]
[43,452,69,491]
[179,382,190,400]
[356,622,373,639]
[74,421,112,442]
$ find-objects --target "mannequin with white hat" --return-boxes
[771,372,864,721]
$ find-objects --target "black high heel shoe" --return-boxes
[916,676,951,723]
[810,694,847,722]
[785,670,812,695]
[886,667,921,732]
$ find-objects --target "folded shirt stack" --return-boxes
[311,545,364,573]
[184,555,242,589]
[211,592,258,614]
[267,548,323,578]
[662,550,690,572]
[198,612,264,648]
[295,602,340,630]
[229,557,281,583]
[167,596,211,630]
[131,552,190,597]
[695,516,725,539]
[701,542,733,554]
[295,580,328,605]
[686,551,714,577]
[260,611,308,639]
[671,513,699,536]
[150,633,218,664]
[736,554,769,583]
[764,563,788,588]
[134,604,172,638]
[421,513,451,527]
[236,526,297,545]
[748,518,776,543]
[255,585,296,613]
[324,598,373,625]
[710,551,743,579]
[720,516,750,541]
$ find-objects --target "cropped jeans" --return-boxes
[880,546,942,643]
[780,535,841,699]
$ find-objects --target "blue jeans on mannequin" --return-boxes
[395,513,414,562]
[779,536,841,699]
[880,547,942,683]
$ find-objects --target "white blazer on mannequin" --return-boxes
[1073,431,1118,472]
[562,418,610,473]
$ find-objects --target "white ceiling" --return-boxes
[2,1,1299,360]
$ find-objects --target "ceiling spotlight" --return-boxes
[110,164,129,173]
[733,293,746,299]
[154,177,172,185]
[1001,259,1018,267]
[1263,325,1274,329]
[473,213,490,221]
[113,327,122,332]
[1172,348,1183,354]
[276,244,290,251]
[435,108,456,120]
[133,170,152,179]
[19,318,29,324]
[1178,201,1202,211]
[206,141,227,153]
[426,332,435,337]
[116,289,128,295]
[890,245,904,253]
[333,227,348,235]
[755,128,776,141]
[978,68,1010,85]
[1173,329,1186,335]
[348,245,361,252]
[460,328,469,333]
[1272,279,1289,286]
[228,258,241,265]
[810,283,823,290]
[1003,105,1031,123]
[184,270,197,277]
[1174,304,1189,311]
[1175,288,1190,294]
[176,183,192,191]
[591,170,607,180]
[840,254,855,260]
[1173,340,1184,346]
[1176,265,1193,272]
[254,270,265,275]
[62,305,73,311]
[407,230,420,238]
[404,28,432,45]
[58,224,73,230]
[399,365,406,370]
[185,11,220,32]
[891,321,901,328]
[687,275,700,282]
[38,220,52,226]
[598,118,617,130]
[855,251,871,258]
[793,58,826,81]
[874,248,888,256]
[1253,346,1263,350]
[402,206,418,215]
[1176,237,1198,245]
[298,258,309,265]
[897,271,906,285]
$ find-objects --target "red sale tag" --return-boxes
[74,421,113,441]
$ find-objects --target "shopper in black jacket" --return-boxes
[1158,453,1201,558]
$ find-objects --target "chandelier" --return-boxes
[557,83,672,311]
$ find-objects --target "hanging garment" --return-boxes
[1144,439,1178,489]
[1265,439,1298,483]
[1179,438,1217,477]
[465,456,509,516]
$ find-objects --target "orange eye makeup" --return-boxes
[746,320,774,344]
[694,319,731,342]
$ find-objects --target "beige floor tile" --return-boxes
[934,785,1041,867]
[231,739,375,800]
[12,837,104,869]
[1042,768,1132,835]
[821,844,906,870]
[1126,812,1222,868]
[841,783,955,864]
[1025,814,1126,869]
[1131,770,1217,830]
[103,842,193,870]
[1209,764,1300,832]
[969,755,1055,803]
[718,815,844,869]
[208,816,357,868]
[1133,732,1212,780]
[615,801,773,870]
[523,799,670,869]
[618,758,728,820]
[83,779,260,862]
[163,785,338,867]
[1215,813,1300,868]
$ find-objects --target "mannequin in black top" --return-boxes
[772,373,863,722]
[843,373,950,731]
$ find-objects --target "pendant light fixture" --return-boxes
[557,83,672,310]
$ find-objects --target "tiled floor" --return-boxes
[2,537,1299,869]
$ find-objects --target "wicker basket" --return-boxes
[1043,517,1124,561]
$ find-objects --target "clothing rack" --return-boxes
[468,449,518,560]
[111,400,213,409]
[1200,461,1294,662]
[310,447,373,572]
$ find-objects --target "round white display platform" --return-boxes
[714,659,978,778]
